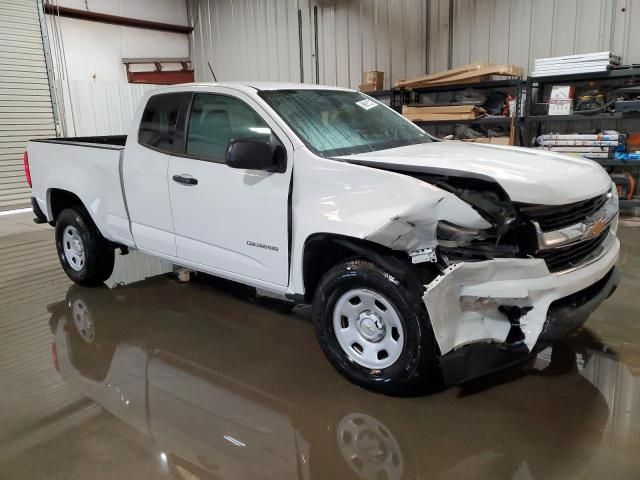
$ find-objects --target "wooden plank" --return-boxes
[420,65,523,84]
[402,105,478,114]
[395,62,488,87]
[460,137,512,145]
[399,64,523,88]
[403,112,481,121]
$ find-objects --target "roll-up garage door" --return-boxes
[0,0,56,211]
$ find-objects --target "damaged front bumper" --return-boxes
[423,231,620,385]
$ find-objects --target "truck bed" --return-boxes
[31,135,127,149]
[28,135,134,247]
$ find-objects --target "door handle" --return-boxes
[172,174,198,186]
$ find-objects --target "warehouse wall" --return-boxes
[450,0,640,74]
[191,0,640,87]
[189,0,429,90]
[0,0,57,211]
[56,81,157,137]
[44,0,189,136]
[46,0,189,82]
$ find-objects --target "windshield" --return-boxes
[259,89,431,157]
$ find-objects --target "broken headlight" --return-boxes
[436,220,490,247]
[457,189,517,232]
[436,218,520,262]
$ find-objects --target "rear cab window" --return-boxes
[138,93,191,153]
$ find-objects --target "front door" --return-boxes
[168,90,292,287]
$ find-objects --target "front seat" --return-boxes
[187,109,232,159]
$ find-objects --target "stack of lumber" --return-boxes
[531,52,621,77]
[402,105,484,121]
[395,63,523,88]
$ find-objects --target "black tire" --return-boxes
[312,259,437,395]
[55,207,115,287]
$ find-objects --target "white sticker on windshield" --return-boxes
[356,99,377,110]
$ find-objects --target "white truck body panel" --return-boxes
[287,147,492,294]
[167,87,294,286]
[123,137,177,257]
[28,140,134,247]
[340,141,612,205]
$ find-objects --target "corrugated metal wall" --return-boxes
[0,0,57,211]
[189,0,428,90]
[191,0,640,85]
[56,80,158,137]
[450,0,640,74]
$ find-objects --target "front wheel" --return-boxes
[55,207,115,286]
[312,259,437,395]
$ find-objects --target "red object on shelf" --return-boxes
[610,172,636,200]
[124,59,194,85]
[126,69,194,85]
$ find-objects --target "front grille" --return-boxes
[536,227,610,273]
[519,193,608,231]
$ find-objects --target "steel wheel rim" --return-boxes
[332,288,404,369]
[72,299,94,343]
[62,226,85,272]
[336,412,403,480]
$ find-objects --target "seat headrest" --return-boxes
[199,109,231,138]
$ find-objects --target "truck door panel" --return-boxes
[123,93,191,257]
[168,91,292,286]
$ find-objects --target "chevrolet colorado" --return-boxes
[26,82,620,393]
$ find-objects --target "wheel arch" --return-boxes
[301,233,430,303]
[47,188,97,228]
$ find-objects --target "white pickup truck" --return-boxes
[26,82,620,393]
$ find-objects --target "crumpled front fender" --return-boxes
[363,189,491,252]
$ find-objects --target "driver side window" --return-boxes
[186,93,270,162]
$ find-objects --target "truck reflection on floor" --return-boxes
[48,274,608,480]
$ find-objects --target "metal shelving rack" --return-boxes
[524,68,640,209]
[370,79,524,144]
[524,67,640,167]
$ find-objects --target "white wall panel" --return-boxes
[45,2,190,83]
[56,80,158,137]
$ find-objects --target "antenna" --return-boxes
[207,61,217,82]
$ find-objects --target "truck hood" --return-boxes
[339,141,611,205]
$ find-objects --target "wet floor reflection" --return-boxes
[45,272,632,479]
[1,222,640,478]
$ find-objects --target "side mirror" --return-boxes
[225,139,284,172]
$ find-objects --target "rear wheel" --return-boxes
[312,259,437,395]
[55,207,115,286]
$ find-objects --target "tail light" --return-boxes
[24,150,32,188]
[51,342,59,372]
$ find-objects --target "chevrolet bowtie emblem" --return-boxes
[584,218,607,239]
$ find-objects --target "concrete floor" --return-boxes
[1,211,640,479]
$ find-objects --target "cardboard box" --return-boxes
[361,71,384,91]
[359,83,378,93]
[548,85,574,115]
